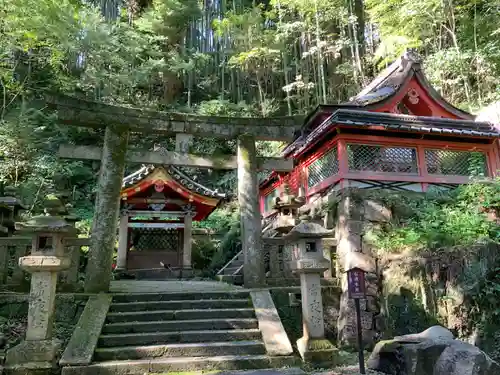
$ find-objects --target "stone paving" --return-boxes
[109,280,242,294]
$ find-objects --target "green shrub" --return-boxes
[371,179,500,254]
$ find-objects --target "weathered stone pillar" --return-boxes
[336,189,385,348]
[85,125,129,293]
[5,198,73,374]
[59,212,81,291]
[286,218,336,365]
[116,213,128,270]
[0,244,8,284]
[66,241,81,286]
[237,134,264,287]
[183,214,192,269]
[267,243,279,279]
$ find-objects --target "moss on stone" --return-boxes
[60,294,112,366]
[306,339,336,351]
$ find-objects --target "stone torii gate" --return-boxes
[47,95,303,292]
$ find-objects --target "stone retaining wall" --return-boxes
[0,293,88,322]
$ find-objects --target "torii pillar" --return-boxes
[85,125,129,293]
[237,134,264,287]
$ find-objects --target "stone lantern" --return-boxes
[60,203,81,291]
[0,185,26,236]
[271,187,305,234]
[0,202,10,236]
[5,197,75,374]
[284,216,336,365]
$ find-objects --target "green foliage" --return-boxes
[367,0,500,109]
[191,200,241,275]
[0,0,499,275]
[385,288,440,337]
[370,180,500,254]
[459,257,500,361]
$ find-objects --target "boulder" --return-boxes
[394,325,455,342]
[434,340,500,375]
[367,326,500,375]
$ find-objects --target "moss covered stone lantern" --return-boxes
[0,185,26,236]
[284,216,336,365]
[5,197,75,374]
[271,186,305,234]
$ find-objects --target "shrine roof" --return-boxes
[289,109,499,157]
[346,51,472,119]
[283,50,497,157]
[122,165,227,200]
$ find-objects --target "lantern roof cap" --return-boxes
[273,193,305,210]
[15,198,75,233]
[285,216,334,240]
[0,186,27,210]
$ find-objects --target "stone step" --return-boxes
[98,329,262,347]
[62,354,300,375]
[217,275,244,285]
[94,340,266,361]
[102,318,259,334]
[223,267,242,275]
[109,299,250,313]
[112,291,250,303]
[106,308,255,323]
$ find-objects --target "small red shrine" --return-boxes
[260,51,500,216]
[116,165,227,273]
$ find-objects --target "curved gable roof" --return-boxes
[122,165,227,200]
[349,50,473,120]
[121,165,228,214]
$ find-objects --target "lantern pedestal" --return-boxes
[292,259,337,365]
[6,255,71,374]
[4,198,73,375]
[284,216,337,365]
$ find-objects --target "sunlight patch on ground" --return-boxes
[109,280,241,294]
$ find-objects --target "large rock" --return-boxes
[434,341,500,375]
[367,326,500,375]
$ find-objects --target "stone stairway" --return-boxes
[216,251,244,285]
[63,291,297,374]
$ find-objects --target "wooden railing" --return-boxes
[261,134,499,214]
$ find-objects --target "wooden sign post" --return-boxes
[347,267,366,374]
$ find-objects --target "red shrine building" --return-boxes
[116,165,227,274]
[259,52,500,216]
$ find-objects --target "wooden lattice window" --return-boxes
[131,228,180,252]
[307,146,339,189]
[425,149,488,176]
[347,144,418,174]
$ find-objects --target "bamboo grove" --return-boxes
[0,0,500,218]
